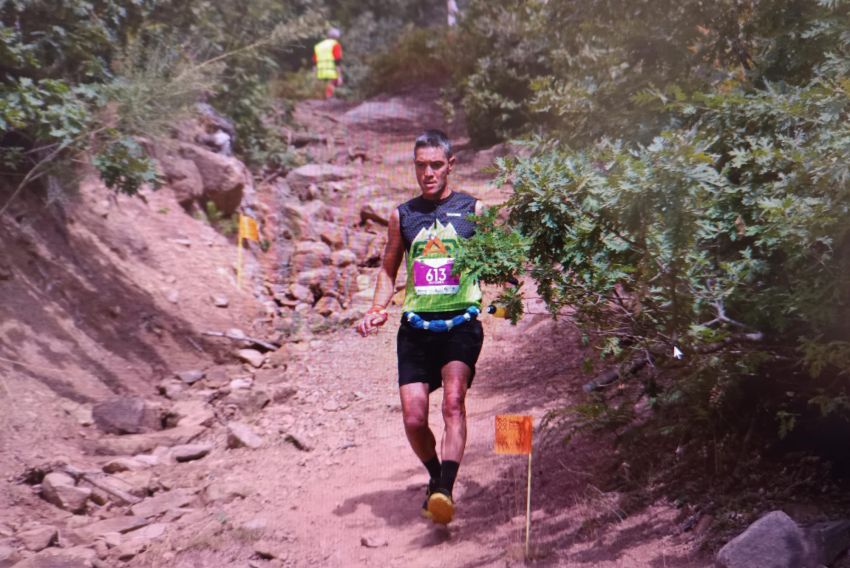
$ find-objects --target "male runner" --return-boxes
[357,129,484,525]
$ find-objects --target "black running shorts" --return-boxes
[396,310,484,393]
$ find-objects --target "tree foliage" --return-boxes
[450,0,844,147]
[1,0,322,203]
[459,0,850,449]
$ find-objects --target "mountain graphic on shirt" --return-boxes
[410,220,460,258]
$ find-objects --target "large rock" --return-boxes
[288,283,314,303]
[92,397,161,435]
[226,422,263,449]
[314,296,341,317]
[236,349,266,368]
[318,221,347,250]
[73,516,149,541]
[102,457,147,474]
[343,98,419,126]
[346,231,383,266]
[221,389,271,415]
[130,489,195,519]
[0,545,20,567]
[331,249,357,268]
[41,472,90,513]
[90,424,206,456]
[114,523,168,561]
[295,268,334,289]
[166,400,216,429]
[171,443,212,462]
[280,201,329,241]
[159,156,203,205]
[179,143,253,215]
[285,164,357,201]
[717,511,817,568]
[10,547,96,568]
[359,201,394,226]
[807,520,850,566]
[290,241,332,272]
[17,525,58,552]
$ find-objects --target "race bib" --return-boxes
[412,258,460,295]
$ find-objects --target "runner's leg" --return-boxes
[399,382,437,462]
[426,361,470,523]
[440,360,470,464]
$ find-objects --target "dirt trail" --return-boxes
[0,90,711,568]
[134,93,709,567]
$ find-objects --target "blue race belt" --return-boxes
[402,306,481,332]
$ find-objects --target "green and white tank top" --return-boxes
[398,191,482,313]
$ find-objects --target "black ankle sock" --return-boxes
[439,460,460,495]
[423,456,441,482]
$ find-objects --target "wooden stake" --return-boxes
[236,229,244,290]
[525,449,532,558]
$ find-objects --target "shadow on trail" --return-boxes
[454,315,707,566]
[0,192,225,402]
[333,484,424,528]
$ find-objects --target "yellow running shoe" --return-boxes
[427,490,454,525]
[420,479,438,520]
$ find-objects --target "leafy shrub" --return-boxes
[93,137,160,196]
[362,26,453,96]
[463,72,850,447]
[271,68,325,101]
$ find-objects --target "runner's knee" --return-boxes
[442,392,465,422]
[403,409,428,431]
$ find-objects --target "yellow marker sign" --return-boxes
[239,214,259,242]
[236,213,259,290]
[495,415,533,455]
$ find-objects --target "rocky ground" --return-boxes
[0,90,722,567]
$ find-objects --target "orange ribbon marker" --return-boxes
[236,213,259,290]
[495,415,534,558]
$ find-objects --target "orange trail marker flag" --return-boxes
[236,213,259,290]
[495,415,532,455]
[495,415,534,558]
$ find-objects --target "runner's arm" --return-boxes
[357,209,404,336]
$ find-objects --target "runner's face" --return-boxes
[414,146,455,201]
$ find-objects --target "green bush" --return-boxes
[362,26,453,96]
[461,69,850,447]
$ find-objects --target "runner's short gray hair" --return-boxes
[414,129,453,159]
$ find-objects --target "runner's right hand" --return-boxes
[356,308,388,337]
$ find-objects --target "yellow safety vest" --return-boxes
[314,39,339,80]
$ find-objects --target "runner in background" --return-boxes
[313,28,343,99]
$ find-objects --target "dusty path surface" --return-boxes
[134,93,709,567]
